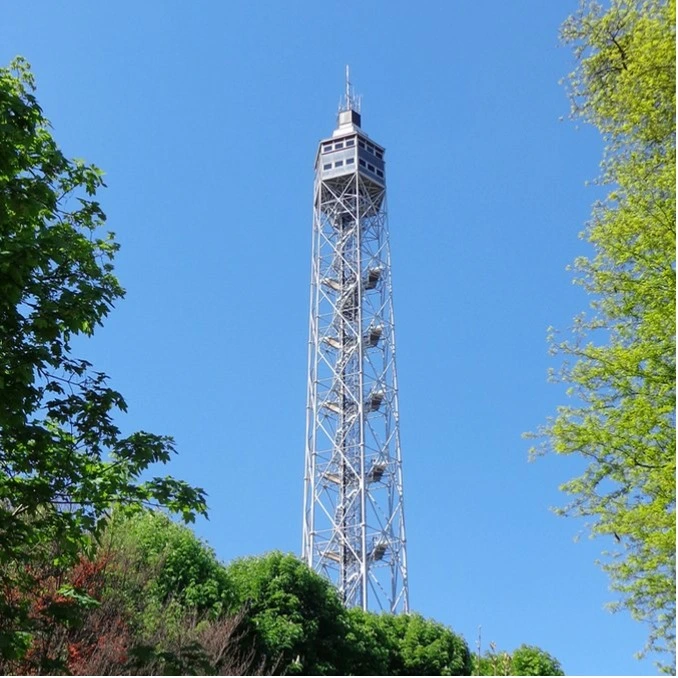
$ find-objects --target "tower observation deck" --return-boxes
[302,72,409,613]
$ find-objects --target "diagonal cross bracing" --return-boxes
[303,108,408,614]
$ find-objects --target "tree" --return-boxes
[0,513,262,675]
[0,57,206,668]
[472,643,564,676]
[224,551,350,675]
[344,610,471,676]
[343,608,392,675]
[530,0,675,670]
[390,612,471,676]
[510,645,564,676]
[222,552,475,676]
[104,512,233,621]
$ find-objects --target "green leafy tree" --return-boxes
[343,608,392,675]
[104,512,232,622]
[223,552,473,676]
[393,613,471,676]
[472,640,512,677]
[224,552,350,675]
[47,515,257,675]
[510,645,564,676]
[0,57,206,667]
[344,610,471,676]
[530,0,675,671]
[472,642,563,676]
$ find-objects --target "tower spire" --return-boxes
[341,65,361,114]
[337,66,362,130]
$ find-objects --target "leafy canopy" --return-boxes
[345,608,471,676]
[0,57,206,665]
[104,512,233,620]
[511,645,564,676]
[224,552,473,676]
[472,643,564,676]
[530,0,675,671]
[225,551,349,675]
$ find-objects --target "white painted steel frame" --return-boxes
[303,139,409,613]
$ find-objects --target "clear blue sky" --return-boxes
[2,2,658,674]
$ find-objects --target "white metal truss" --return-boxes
[302,100,408,613]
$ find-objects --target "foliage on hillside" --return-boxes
[472,643,564,676]
[0,56,206,671]
[531,0,675,670]
[0,512,564,675]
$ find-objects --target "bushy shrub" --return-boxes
[105,512,233,621]
[224,551,349,674]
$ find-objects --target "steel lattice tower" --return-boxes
[302,72,408,613]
